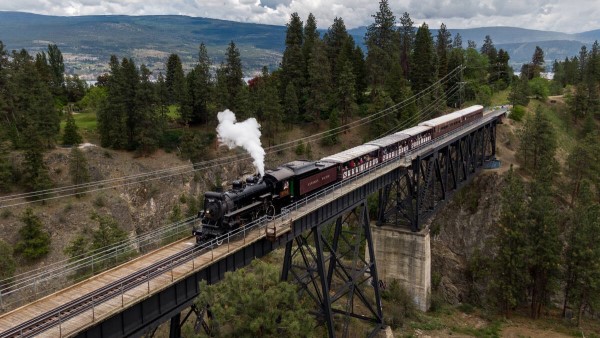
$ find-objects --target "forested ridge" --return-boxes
[0,0,599,336]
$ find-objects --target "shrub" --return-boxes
[509,105,526,122]
[381,279,416,329]
[14,208,51,261]
[295,141,305,156]
[0,239,16,281]
[94,195,106,207]
[1,209,12,219]
[90,213,128,250]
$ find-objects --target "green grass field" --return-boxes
[60,112,98,135]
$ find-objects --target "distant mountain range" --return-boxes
[1,11,599,80]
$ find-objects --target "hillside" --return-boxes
[0,11,287,80]
[2,11,600,79]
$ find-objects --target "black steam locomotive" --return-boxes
[193,105,485,244]
[193,160,338,243]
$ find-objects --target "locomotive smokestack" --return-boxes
[216,109,266,176]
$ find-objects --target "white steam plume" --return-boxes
[216,109,266,176]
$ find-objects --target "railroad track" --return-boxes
[1,239,200,338]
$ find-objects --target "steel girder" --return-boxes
[377,119,498,231]
[281,201,384,338]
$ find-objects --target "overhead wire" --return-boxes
[0,66,465,208]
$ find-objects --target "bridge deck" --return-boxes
[0,108,506,337]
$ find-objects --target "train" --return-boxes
[192,105,484,244]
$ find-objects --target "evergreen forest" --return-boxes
[0,0,599,336]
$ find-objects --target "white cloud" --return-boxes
[0,0,598,33]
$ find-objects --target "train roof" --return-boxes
[365,133,410,147]
[455,105,484,116]
[418,111,463,127]
[264,166,295,182]
[418,105,484,128]
[265,160,336,182]
[320,144,379,164]
[395,125,431,137]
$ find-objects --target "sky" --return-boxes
[1,0,599,34]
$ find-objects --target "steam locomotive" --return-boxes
[193,105,484,243]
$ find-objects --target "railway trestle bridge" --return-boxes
[0,109,506,338]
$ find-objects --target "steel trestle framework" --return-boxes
[377,116,498,231]
[281,201,384,337]
[6,112,503,338]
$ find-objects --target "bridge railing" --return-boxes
[0,110,504,321]
[0,216,197,312]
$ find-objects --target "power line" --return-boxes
[0,66,465,209]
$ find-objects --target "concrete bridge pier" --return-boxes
[367,225,431,312]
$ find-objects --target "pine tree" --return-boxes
[410,23,437,101]
[15,208,51,261]
[324,17,354,86]
[260,76,283,146]
[21,127,52,194]
[492,49,512,89]
[97,55,127,148]
[0,142,12,192]
[135,64,161,155]
[64,74,87,103]
[224,41,244,112]
[179,128,213,163]
[516,106,558,175]
[281,13,305,111]
[62,113,83,146]
[188,43,213,124]
[165,53,185,105]
[563,182,600,324]
[508,77,530,107]
[0,239,16,281]
[283,82,300,125]
[398,12,415,77]
[0,41,9,140]
[336,59,358,124]
[302,13,319,70]
[521,106,560,319]
[156,72,169,122]
[305,40,332,122]
[365,0,398,87]
[436,23,453,81]
[69,147,90,197]
[214,65,229,111]
[365,0,397,54]
[492,166,529,316]
[530,46,545,78]
[369,89,396,139]
[47,44,65,100]
[64,234,90,262]
[453,33,463,49]
[565,133,600,204]
[9,49,60,148]
[118,58,141,150]
[90,213,128,251]
[352,45,368,103]
[526,171,560,319]
[195,260,316,337]
[480,35,497,60]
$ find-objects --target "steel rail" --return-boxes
[0,109,506,337]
